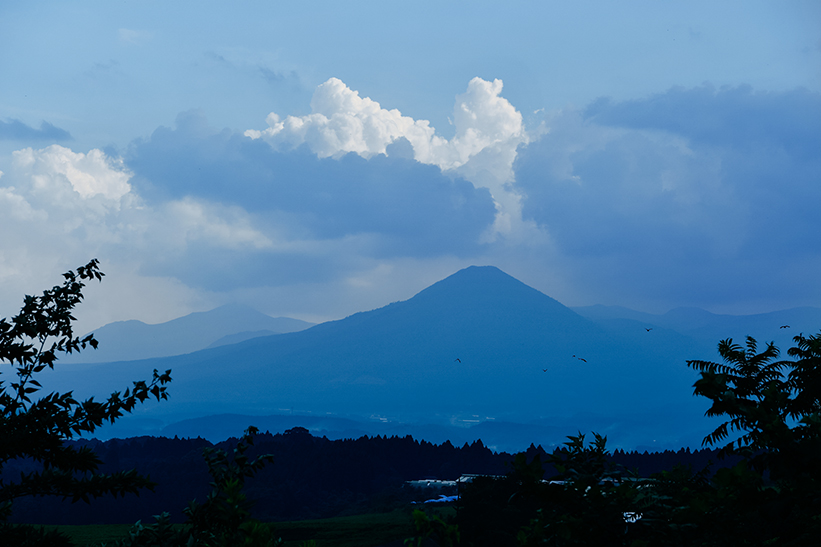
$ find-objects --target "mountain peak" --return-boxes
[412,265,561,309]
[418,265,524,293]
[442,265,515,282]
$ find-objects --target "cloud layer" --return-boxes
[514,85,821,311]
[0,87,502,328]
[246,78,532,239]
[0,119,72,142]
[128,109,496,261]
[0,79,818,333]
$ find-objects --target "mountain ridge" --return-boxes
[59,303,314,364]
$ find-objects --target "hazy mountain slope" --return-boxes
[207,330,279,349]
[59,304,314,363]
[573,304,821,351]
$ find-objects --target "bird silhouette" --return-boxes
[645,328,653,332]
[573,355,587,363]
[542,368,548,372]
[780,325,790,329]
[454,358,461,363]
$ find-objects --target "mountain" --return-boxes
[206,330,279,349]
[49,266,717,449]
[59,303,314,364]
[573,304,821,352]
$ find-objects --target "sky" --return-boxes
[1,0,820,334]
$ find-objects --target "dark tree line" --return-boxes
[4,427,731,526]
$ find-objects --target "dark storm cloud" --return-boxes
[125,110,496,260]
[515,86,821,309]
[584,85,821,157]
[144,243,344,291]
[0,119,72,141]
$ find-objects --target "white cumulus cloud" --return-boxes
[246,77,533,238]
[12,145,132,203]
[246,77,526,172]
[245,77,434,160]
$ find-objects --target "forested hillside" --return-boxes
[5,428,730,526]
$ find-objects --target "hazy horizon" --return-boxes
[40,265,820,452]
[81,273,821,333]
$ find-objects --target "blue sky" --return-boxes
[1,1,819,333]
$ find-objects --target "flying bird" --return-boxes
[645,328,653,332]
[780,325,790,329]
[542,368,548,373]
[573,355,587,363]
[454,358,461,363]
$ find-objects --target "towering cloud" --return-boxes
[246,77,530,238]
[246,77,526,170]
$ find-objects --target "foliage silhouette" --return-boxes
[456,331,821,546]
[105,427,282,547]
[514,433,650,547]
[688,332,821,482]
[406,508,460,547]
[0,260,172,543]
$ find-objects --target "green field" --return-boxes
[40,523,135,546]
[42,508,454,547]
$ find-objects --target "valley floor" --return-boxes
[42,508,432,547]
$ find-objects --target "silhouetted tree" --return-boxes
[462,331,821,546]
[111,427,282,547]
[684,332,821,544]
[0,259,171,542]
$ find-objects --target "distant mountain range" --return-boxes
[44,266,820,452]
[59,303,314,364]
[571,304,820,350]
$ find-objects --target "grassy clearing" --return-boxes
[41,507,456,547]
[275,510,415,546]
[41,523,137,546]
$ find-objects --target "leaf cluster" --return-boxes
[687,333,821,481]
[516,433,649,547]
[0,260,172,525]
